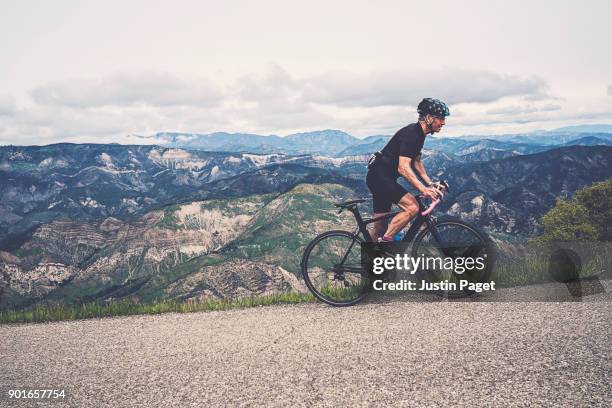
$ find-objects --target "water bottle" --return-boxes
[394,231,404,241]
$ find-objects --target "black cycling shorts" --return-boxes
[366,166,409,213]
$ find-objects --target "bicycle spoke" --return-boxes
[301,231,367,306]
[412,220,494,298]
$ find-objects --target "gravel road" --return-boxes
[2,282,611,407]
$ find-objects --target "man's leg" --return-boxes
[383,193,419,238]
[369,190,392,241]
[369,212,390,241]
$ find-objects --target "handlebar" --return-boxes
[418,179,449,216]
[420,198,440,216]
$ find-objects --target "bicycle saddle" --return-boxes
[333,199,366,209]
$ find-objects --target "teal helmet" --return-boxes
[417,98,450,118]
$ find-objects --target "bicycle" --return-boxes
[300,181,495,306]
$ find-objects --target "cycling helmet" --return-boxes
[417,98,450,118]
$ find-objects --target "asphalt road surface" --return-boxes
[2,282,611,407]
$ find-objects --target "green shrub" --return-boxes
[535,178,611,242]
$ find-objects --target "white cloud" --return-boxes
[234,65,300,102]
[231,66,548,109]
[31,72,224,108]
[299,69,548,107]
[225,67,334,133]
[486,103,561,115]
[0,105,131,145]
[0,95,16,116]
[1,66,611,145]
[452,106,612,128]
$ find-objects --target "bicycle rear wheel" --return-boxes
[301,230,368,306]
[411,218,495,298]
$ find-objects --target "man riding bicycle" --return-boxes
[366,98,450,242]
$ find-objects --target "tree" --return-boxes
[536,178,611,242]
[574,179,612,240]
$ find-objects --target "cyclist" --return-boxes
[366,98,450,242]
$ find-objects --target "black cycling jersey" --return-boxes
[379,122,426,178]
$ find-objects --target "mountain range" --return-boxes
[146,129,359,156]
[136,125,612,157]
[1,126,611,310]
[0,144,369,250]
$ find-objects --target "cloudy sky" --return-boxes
[1,0,611,145]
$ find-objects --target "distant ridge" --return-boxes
[116,123,612,156]
[549,124,612,133]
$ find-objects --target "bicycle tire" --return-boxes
[411,217,496,298]
[301,230,368,307]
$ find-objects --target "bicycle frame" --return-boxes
[345,196,441,244]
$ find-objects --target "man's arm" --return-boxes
[398,156,438,199]
[412,153,433,187]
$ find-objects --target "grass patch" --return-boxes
[492,253,553,287]
[0,291,315,325]
[491,246,609,287]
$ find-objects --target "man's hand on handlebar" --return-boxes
[421,180,448,200]
[431,181,447,197]
[421,186,441,200]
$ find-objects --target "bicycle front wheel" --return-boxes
[411,218,495,298]
[301,230,368,306]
